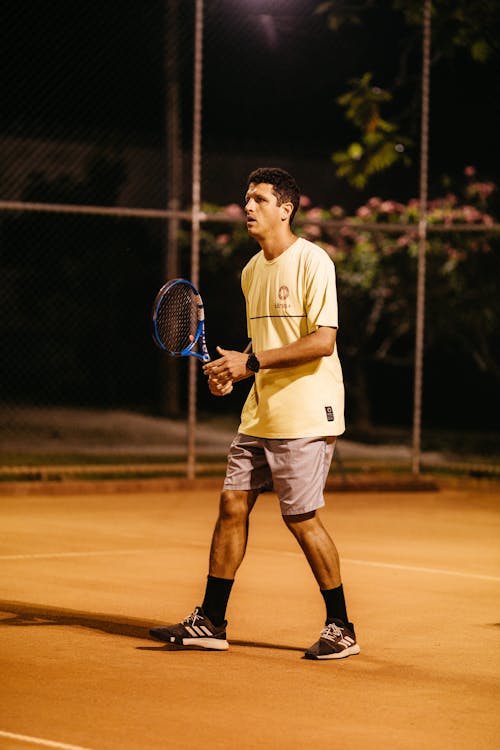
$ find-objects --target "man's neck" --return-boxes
[260,229,297,260]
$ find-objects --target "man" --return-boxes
[150,167,359,660]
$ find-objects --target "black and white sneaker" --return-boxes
[304,620,360,660]
[150,607,229,650]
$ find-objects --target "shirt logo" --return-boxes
[274,285,291,309]
[325,406,334,422]
[278,285,289,300]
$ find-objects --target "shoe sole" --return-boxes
[149,628,229,650]
[304,644,360,660]
[182,636,229,650]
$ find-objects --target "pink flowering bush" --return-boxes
[292,170,498,426]
[196,169,498,427]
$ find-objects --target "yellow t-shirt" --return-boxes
[239,237,345,438]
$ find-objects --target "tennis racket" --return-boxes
[151,278,210,363]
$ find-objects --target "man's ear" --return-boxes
[281,201,293,221]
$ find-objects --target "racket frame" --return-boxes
[152,278,210,363]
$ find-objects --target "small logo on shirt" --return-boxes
[273,284,291,310]
[278,285,289,300]
[274,285,291,309]
[325,406,334,422]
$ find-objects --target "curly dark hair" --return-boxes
[246,167,301,224]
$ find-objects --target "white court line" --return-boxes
[273,548,500,582]
[343,557,500,582]
[1,545,498,583]
[0,730,93,750]
[0,549,146,561]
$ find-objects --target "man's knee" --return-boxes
[283,510,320,539]
[218,489,254,523]
[283,510,326,541]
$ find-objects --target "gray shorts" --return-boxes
[223,433,336,516]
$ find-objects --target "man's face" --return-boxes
[244,182,286,239]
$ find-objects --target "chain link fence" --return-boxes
[1,1,499,472]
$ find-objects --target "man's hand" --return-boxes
[203,346,251,396]
[207,375,234,397]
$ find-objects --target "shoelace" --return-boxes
[182,607,203,626]
[320,622,343,641]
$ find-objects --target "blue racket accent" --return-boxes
[152,278,210,363]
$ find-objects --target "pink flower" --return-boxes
[462,205,481,223]
[304,223,321,238]
[306,207,323,221]
[329,205,345,218]
[380,200,396,213]
[464,166,476,177]
[356,206,372,219]
[397,234,411,247]
[340,225,356,238]
[223,203,244,218]
[216,233,231,245]
[368,197,382,209]
[299,195,312,208]
[466,181,496,201]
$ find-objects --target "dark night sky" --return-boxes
[0,0,499,201]
[1,1,498,430]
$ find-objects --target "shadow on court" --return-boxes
[1,485,499,750]
[0,601,307,654]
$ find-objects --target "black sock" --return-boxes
[321,584,351,628]
[202,575,234,626]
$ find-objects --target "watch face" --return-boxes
[247,353,260,372]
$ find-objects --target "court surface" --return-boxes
[1,484,499,750]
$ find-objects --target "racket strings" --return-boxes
[155,284,199,353]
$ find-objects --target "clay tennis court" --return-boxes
[1,482,499,750]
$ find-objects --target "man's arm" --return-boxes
[203,326,337,395]
[256,326,336,368]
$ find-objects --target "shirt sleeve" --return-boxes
[304,249,339,329]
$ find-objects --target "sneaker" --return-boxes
[304,620,360,660]
[149,607,229,650]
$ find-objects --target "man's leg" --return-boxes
[284,510,359,659]
[283,510,342,590]
[201,489,259,626]
[208,489,260,578]
[149,488,259,649]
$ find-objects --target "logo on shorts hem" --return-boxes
[325,406,334,422]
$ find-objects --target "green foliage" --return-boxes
[336,73,392,131]
[333,129,412,189]
[315,0,498,188]
[316,0,498,62]
[332,74,412,189]
[392,0,498,62]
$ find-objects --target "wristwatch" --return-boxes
[246,352,261,373]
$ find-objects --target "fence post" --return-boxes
[412,0,431,475]
[187,0,204,479]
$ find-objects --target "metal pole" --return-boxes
[187,0,204,479]
[412,0,431,475]
[163,0,182,418]
[166,0,182,282]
